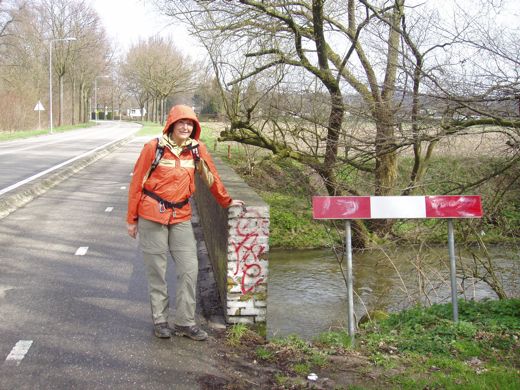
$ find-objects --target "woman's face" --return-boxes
[172,119,194,145]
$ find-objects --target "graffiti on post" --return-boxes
[230,210,268,294]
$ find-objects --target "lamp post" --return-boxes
[94,75,109,121]
[49,37,76,134]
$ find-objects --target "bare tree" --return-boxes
[155,1,519,229]
[0,1,29,42]
[394,0,520,197]
[155,0,412,198]
[0,0,112,130]
[66,0,110,125]
[0,1,48,130]
[121,36,196,124]
[36,0,76,126]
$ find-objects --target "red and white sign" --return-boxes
[312,195,482,220]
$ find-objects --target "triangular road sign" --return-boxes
[34,101,45,111]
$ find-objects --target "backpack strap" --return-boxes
[183,143,200,161]
[149,137,165,176]
[183,143,201,171]
[150,138,200,176]
[143,188,190,212]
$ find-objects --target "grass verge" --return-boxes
[222,299,519,389]
[0,122,97,142]
[134,121,163,137]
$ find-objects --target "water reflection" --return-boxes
[266,246,519,340]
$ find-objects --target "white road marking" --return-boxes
[120,186,127,190]
[5,340,33,364]
[75,246,89,256]
[105,207,114,212]
[0,285,14,299]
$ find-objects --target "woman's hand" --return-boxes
[230,199,245,207]
[127,223,138,239]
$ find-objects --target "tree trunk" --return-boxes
[161,98,166,125]
[374,111,397,196]
[58,74,64,127]
[84,92,89,122]
[71,78,76,125]
[111,89,114,120]
[374,0,402,197]
[321,90,343,195]
[78,82,83,124]
[371,109,398,233]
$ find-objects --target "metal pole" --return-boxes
[94,78,97,121]
[49,41,53,134]
[345,220,355,338]
[447,219,459,322]
[48,37,75,133]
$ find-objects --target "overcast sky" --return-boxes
[90,0,205,59]
[90,0,519,60]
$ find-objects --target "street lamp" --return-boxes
[49,37,76,134]
[94,75,109,121]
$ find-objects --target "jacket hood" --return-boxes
[162,105,201,140]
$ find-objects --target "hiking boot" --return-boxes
[173,325,208,341]
[153,322,171,338]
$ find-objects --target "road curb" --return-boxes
[0,135,134,220]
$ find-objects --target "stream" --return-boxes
[266,245,519,339]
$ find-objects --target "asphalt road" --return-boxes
[0,121,140,195]
[0,126,226,389]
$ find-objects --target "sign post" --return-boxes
[313,195,483,337]
[33,100,45,130]
[345,220,355,337]
[447,220,458,322]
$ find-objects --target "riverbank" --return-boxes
[195,122,519,387]
[211,299,519,389]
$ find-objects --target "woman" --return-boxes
[127,104,243,340]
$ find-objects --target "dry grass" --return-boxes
[201,120,514,159]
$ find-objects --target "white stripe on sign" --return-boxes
[5,340,33,364]
[371,196,426,219]
[105,207,114,212]
[75,246,89,256]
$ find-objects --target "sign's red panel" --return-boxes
[312,196,371,219]
[425,195,483,218]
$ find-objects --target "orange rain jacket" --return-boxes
[127,105,233,225]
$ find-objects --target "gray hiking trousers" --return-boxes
[138,218,198,326]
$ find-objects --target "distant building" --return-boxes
[127,108,147,118]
